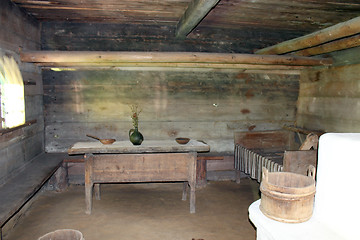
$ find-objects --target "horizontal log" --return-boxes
[41,66,301,74]
[256,16,360,55]
[39,62,306,70]
[20,51,332,69]
[292,34,360,56]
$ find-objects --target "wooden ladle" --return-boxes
[86,134,116,144]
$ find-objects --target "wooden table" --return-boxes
[68,140,210,214]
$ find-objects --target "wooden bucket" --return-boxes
[38,229,84,240]
[260,166,316,223]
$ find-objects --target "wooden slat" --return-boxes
[256,16,360,55]
[175,0,220,39]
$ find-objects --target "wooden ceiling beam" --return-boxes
[291,34,360,56]
[20,51,332,67]
[255,16,360,55]
[175,0,220,39]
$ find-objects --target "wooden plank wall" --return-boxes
[41,22,305,53]
[297,46,360,132]
[43,69,299,153]
[0,0,41,185]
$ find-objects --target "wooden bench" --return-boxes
[0,153,66,240]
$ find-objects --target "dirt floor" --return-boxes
[4,179,260,240]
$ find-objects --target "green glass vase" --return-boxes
[129,127,144,145]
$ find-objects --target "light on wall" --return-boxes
[0,56,25,129]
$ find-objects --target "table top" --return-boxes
[68,139,210,155]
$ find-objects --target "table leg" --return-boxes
[189,182,196,213]
[189,152,197,213]
[182,182,188,201]
[85,182,93,214]
[85,154,94,214]
[94,183,101,200]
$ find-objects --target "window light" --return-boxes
[0,56,25,129]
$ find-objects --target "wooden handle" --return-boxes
[307,165,316,180]
[262,167,268,183]
[86,134,100,141]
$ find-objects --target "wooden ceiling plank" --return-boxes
[255,16,360,55]
[20,51,332,67]
[175,0,220,39]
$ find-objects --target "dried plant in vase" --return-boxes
[129,104,144,145]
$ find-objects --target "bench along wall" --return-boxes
[0,0,42,185]
[43,69,299,154]
[297,46,360,132]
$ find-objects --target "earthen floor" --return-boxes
[5,179,259,240]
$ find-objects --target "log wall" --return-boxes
[297,46,360,132]
[41,22,304,53]
[43,69,299,153]
[0,0,41,185]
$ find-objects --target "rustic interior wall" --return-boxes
[297,46,360,132]
[40,22,300,154]
[43,69,299,153]
[0,0,42,184]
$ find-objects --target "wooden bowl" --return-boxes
[175,137,190,144]
[99,139,116,144]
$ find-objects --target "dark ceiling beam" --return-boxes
[255,16,360,55]
[175,0,220,39]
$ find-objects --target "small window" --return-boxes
[0,56,25,129]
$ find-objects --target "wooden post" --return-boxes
[256,16,360,55]
[176,0,220,39]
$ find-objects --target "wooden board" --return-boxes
[0,153,65,227]
[283,150,317,176]
[234,130,292,151]
[68,139,209,155]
